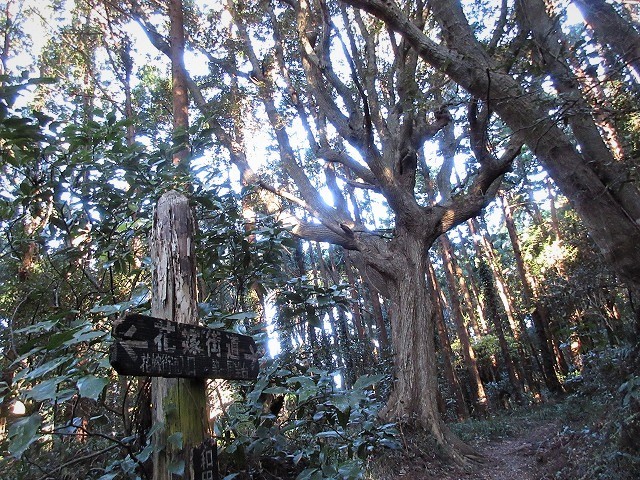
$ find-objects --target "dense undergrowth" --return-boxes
[214,355,399,480]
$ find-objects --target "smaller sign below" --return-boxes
[193,438,218,480]
[109,314,259,380]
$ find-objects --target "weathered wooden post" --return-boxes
[110,190,259,479]
[150,190,207,480]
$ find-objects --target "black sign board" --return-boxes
[193,438,218,480]
[109,314,259,380]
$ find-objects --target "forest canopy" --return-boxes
[0,0,639,479]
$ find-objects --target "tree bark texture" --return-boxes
[168,0,189,169]
[381,232,480,463]
[151,191,209,480]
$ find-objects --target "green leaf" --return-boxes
[14,320,58,334]
[167,432,183,449]
[27,378,62,401]
[296,468,320,480]
[167,459,185,476]
[77,375,109,400]
[147,421,165,438]
[45,329,80,350]
[338,460,363,479]
[223,311,257,322]
[336,407,351,428]
[352,374,386,391]
[137,443,154,463]
[90,303,126,315]
[328,394,350,413]
[15,356,69,382]
[130,284,150,306]
[263,386,289,394]
[8,413,41,458]
[286,376,316,389]
[64,328,106,347]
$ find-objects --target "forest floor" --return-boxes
[366,390,636,480]
[463,420,562,480]
[367,413,566,479]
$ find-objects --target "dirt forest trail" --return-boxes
[469,422,561,480]
[376,418,568,480]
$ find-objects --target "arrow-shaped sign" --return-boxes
[109,314,260,380]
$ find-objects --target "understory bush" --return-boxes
[215,357,399,480]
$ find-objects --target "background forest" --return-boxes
[0,0,639,479]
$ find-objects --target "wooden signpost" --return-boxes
[110,191,259,480]
[193,438,218,480]
[109,313,258,480]
[110,313,260,380]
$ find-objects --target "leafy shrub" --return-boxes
[216,359,399,479]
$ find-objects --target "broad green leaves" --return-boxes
[7,413,42,458]
[218,359,397,479]
[76,375,109,400]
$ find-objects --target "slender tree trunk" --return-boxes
[451,250,483,337]
[333,307,355,387]
[368,282,390,353]
[500,195,565,394]
[298,240,319,353]
[439,234,489,416]
[457,244,489,334]
[151,192,209,480]
[477,261,524,403]
[0,0,13,77]
[428,259,469,420]
[546,179,563,241]
[120,38,136,147]
[468,219,519,335]
[343,250,367,342]
[572,0,640,80]
[168,0,189,170]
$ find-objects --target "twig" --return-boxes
[36,444,119,480]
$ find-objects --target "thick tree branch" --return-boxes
[437,133,523,234]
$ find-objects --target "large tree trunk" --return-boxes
[379,232,480,463]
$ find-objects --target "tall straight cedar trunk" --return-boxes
[168,0,189,170]
[500,195,564,394]
[151,191,209,480]
[573,0,640,79]
[439,234,489,416]
[428,259,469,420]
